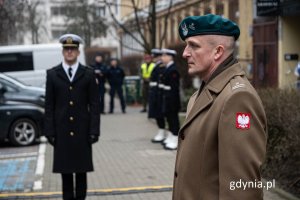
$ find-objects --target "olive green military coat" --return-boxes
[172,62,267,200]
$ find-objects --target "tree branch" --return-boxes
[103,0,146,49]
[159,0,173,48]
[107,28,144,53]
[130,0,148,47]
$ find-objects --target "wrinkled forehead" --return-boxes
[185,35,211,45]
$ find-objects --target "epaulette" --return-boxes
[230,76,247,91]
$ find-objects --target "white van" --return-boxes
[0,43,86,87]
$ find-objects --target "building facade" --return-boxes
[119,0,253,81]
[120,0,300,89]
[22,0,120,57]
[253,0,300,89]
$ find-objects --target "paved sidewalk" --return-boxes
[1,104,299,200]
[40,105,175,200]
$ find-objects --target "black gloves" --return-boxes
[89,135,99,144]
[47,135,98,145]
[46,136,56,146]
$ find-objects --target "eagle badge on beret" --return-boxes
[181,23,188,36]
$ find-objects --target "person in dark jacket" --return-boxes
[160,48,181,150]
[92,53,107,114]
[44,34,100,200]
[107,58,126,113]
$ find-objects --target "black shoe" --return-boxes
[109,111,113,114]
[140,109,147,113]
[100,112,106,115]
[122,110,126,114]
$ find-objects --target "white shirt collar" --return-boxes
[166,61,174,68]
[62,61,79,81]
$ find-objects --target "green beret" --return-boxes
[178,14,240,41]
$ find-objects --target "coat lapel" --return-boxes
[72,64,85,84]
[179,63,245,134]
[180,88,213,133]
[55,64,70,83]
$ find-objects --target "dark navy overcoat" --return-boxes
[44,64,100,173]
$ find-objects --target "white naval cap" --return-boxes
[151,48,162,56]
[59,34,83,48]
[161,48,177,56]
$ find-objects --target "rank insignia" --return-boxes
[236,112,251,130]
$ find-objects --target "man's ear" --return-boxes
[214,45,225,60]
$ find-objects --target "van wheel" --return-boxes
[9,118,37,146]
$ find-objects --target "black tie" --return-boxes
[68,67,72,79]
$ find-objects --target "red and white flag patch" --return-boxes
[236,113,251,130]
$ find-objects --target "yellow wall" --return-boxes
[278,16,300,89]
[238,0,253,78]
[120,0,150,19]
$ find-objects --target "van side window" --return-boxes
[0,52,33,72]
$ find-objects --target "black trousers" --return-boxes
[61,173,87,200]
[142,81,149,110]
[109,85,126,112]
[165,112,179,136]
[99,84,105,113]
[156,117,165,129]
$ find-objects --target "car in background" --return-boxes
[0,73,45,107]
[0,74,45,146]
[0,97,44,146]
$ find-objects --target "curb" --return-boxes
[0,185,173,199]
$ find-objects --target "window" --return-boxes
[216,2,224,15]
[0,78,18,92]
[0,52,33,72]
[95,6,105,17]
[51,7,60,16]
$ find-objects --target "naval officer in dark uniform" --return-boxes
[44,34,100,200]
[160,48,181,150]
[148,49,168,142]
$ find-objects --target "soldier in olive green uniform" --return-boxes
[172,14,267,200]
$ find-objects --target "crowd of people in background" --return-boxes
[90,47,181,150]
[91,54,126,114]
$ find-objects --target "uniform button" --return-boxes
[70,116,74,121]
[70,131,74,136]
[69,101,74,106]
[174,171,178,178]
[180,133,185,140]
[69,86,73,90]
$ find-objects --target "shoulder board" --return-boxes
[230,76,247,91]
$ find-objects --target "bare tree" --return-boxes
[101,0,174,54]
[0,0,46,45]
[64,0,108,47]
[26,0,44,44]
[0,0,27,45]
